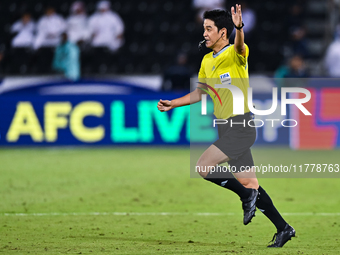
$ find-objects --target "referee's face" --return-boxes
[203,19,220,49]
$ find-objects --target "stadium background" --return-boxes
[0,0,333,74]
[1,0,340,254]
[0,0,339,148]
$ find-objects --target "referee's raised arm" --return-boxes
[232,4,246,57]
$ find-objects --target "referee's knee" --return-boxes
[195,160,211,178]
[238,178,259,189]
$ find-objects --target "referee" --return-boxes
[157,6,295,248]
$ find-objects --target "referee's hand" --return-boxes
[157,99,173,112]
[231,4,243,28]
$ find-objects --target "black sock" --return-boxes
[257,186,287,232]
[204,169,251,200]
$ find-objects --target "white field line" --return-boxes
[1,212,340,217]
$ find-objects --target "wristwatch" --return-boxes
[235,22,244,30]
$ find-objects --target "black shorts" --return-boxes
[213,112,256,173]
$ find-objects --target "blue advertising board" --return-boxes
[0,77,293,146]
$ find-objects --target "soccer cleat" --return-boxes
[241,189,259,225]
[267,224,296,248]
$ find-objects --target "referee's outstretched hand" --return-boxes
[157,99,173,112]
[231,4,243,28]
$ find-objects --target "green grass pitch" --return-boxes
[1,147,340,254]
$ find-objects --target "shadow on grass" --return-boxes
[81,235,264,249]
[85,236,226,246]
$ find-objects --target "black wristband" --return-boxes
[235,22,244,30]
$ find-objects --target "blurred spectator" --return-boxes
[162,53,192,91]
[33,7,66,73]
[85,1,125,73]
[34,7,66,49]
[287,3,305,29]
[275,55,308,79]
[67,1,89,45]
[11,13,35,48]
[285,26,309,59]
[324,25,340,77]
[88,1,124,52]
[52,33,80,81]
[193,0,225,24]
[9,13,35,73]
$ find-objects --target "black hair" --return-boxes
[203,9,234,39]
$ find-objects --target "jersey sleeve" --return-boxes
[233,43,249,67]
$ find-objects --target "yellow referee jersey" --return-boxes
[198,44,250,119]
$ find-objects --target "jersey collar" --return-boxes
[213,44,231,58]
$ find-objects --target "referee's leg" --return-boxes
[234,167,259,189]
[196,144,229,178]
[234,166,291,243]
[196,144,259,225]
[196,144,255,199]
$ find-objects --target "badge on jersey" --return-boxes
[219,72,231,85]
